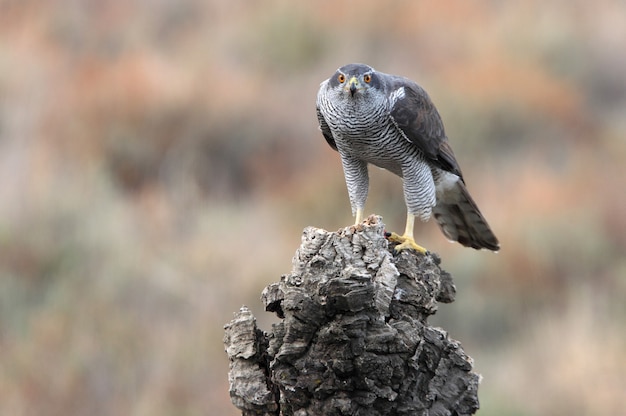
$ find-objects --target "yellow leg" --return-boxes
[386,213,428,254]
[355,208,364,225]
[403,213,415,238]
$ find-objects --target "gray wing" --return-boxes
[316,106,336,150]
[388,77,463,180]
[316,81,337,151]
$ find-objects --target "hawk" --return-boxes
[316,63,499,252]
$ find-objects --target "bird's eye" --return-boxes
[338,74,346,83]
[363,74,372,83]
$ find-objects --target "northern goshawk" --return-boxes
[316,63,499,252]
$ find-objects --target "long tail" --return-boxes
[433,175,500,251]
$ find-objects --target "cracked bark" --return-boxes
[223,215,480,416]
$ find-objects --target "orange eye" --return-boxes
[363,74,371,83]
[338,74,346,83]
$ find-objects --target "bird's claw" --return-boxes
[385,232,428,254]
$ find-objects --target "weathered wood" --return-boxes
[224,215,479,415]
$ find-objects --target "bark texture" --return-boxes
[224,215,480,415]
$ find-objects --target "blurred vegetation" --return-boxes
[1,1,625,415]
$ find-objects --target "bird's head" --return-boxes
[329,63,380,99]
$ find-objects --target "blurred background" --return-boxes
[1,0,625,415]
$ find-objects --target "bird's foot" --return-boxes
[385,232,428,254]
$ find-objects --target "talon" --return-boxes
[387,232,428,254]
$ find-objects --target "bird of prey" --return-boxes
[316,63,499,252]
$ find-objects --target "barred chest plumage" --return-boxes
[323,95,422,176]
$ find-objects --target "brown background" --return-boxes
[1,1,624,415]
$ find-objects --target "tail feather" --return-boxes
[433,178,500,251]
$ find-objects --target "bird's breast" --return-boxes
[320,93,424,173]
[330,112,418,172]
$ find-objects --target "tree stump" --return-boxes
[223,215,480,416]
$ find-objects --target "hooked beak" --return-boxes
[348,76,359,97]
